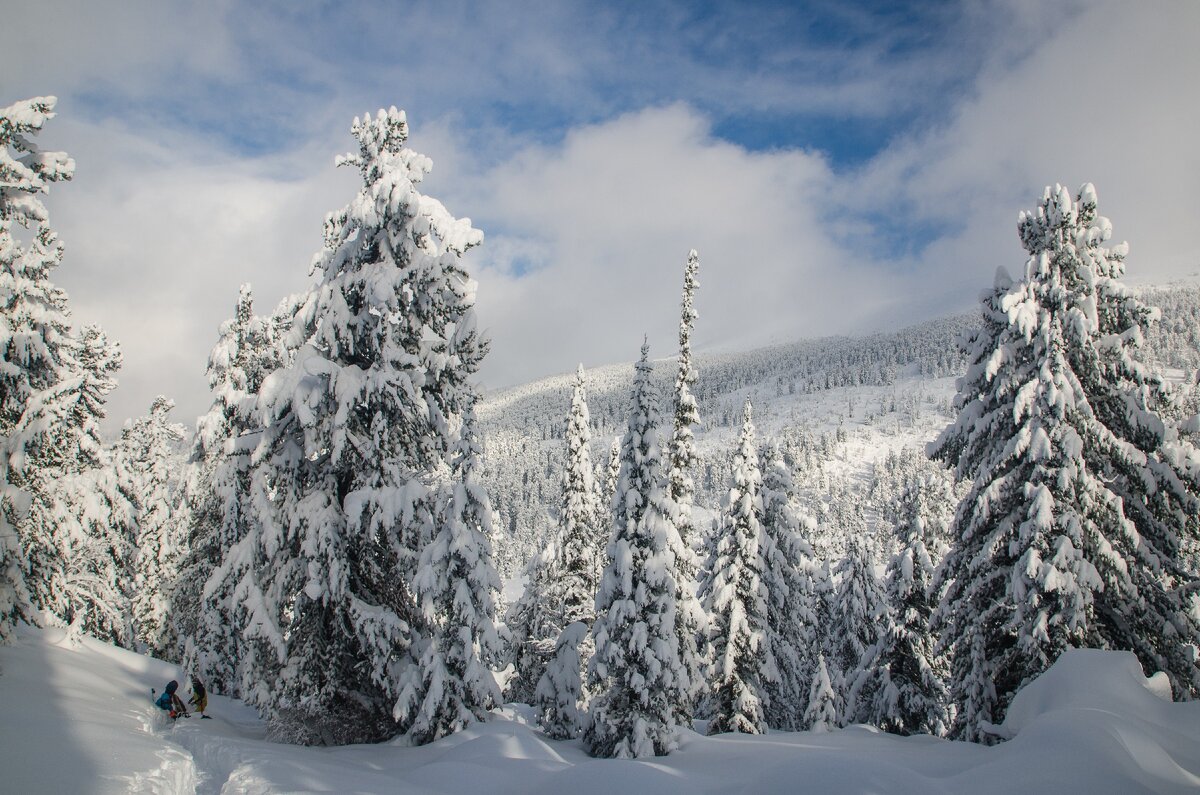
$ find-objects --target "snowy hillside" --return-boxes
[479,284,1200,578]
[2,624,1198,794]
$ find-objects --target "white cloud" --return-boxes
[9,0,1200,434]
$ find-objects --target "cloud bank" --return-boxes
[3,0,1197,429]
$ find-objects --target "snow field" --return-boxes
[3,625,1199,794]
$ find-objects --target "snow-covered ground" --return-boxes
[3,625,1199,794]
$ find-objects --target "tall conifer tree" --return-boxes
[932,184,1200,741]
[585,342,692,758]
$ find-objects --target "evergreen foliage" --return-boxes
[119,396,187,659]
[865,478,950,735]
[931,183,1200,741]
[699,399,774,735]
[398,408,503,745]
[759,441,821,730]
[585,343,692,758]
[243,108,491,745]
[827,529,890,726]
[535,620,589,739]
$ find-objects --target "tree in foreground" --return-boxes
[399,408,503,744]
[245,107,491,745]
[864,479,949,736]
[535,620,589,739]
[666,250,707,722]
[931,183,1200,741]
[699,399,774,734]
[828,529,891,725]
[0,96,75,642]
[759,442,822,730]
[802,654,841,733]
[119,396,187,659]
[180,284,279,693]
[585,342,692,758]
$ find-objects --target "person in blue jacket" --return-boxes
[155,680,189,719]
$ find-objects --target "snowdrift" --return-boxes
[1,626,1198,794]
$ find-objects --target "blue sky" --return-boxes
[4,0,1199,428]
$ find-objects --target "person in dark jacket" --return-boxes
[155,680,189,719]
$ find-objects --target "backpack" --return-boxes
[155,691,172,711]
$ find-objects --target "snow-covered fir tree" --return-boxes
[399,408,503,745]
[666,250,707,722]
[931,183,1200,742]
[245,108,490,745]
[603,436,620,510]
[827,528,890,726]
[1,96,75,643]
[558,365,604,623]
[802,654,841,733]
[759,441,821,731]
[535,620,589,739]
[585,342,693,758]
[38,325,134,645]
[503,542,560,705]
[178,284,278,693]
[118,396,187,659]
[864,478,949,736]
[699,399,774,735]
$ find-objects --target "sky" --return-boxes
[4,0,1200,430]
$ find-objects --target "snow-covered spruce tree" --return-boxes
[178,284,277,693]
[802,654,841,733]
[118,396,187,659]
[535,620,589,739]
[519,365,605,714]
[0,96,74,642]
[603,436,620,511]
[557,365,605,625]
[827,529,890,726]
[864,479,949,736]
[399,407,503,744]
[247,108,490,745]
[585,342,692,758]
[759,441,821,731]
[666,250,707,723]
[503,542,560,705]
[38,325,135,645]
[699,399,774,735]
[931,183,1200,742]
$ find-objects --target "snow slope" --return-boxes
[2,625,1199,794]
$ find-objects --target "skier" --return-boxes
[154,680,190,719]
[189,676,211,719]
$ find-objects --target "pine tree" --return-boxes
[513,365,605,711]
[699,399,774,735]
[535,620,589,739]
[666,250,706,724]
[119,396,187,659]
[246,108,489,745]
[179,284,277,693]
[1,97,74,642]
[827,530,890,726]
[931,183,1200,742]
[1,97,133,644]
[585,342,692,758]
[759,441,821,731]
[802,654,841,733]
[399,408,503,744]
[503,542,561,705]
[865,479,949,736]
[40,325,134,645]
[603,437,620,511]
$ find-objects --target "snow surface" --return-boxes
[2,625,1199,793]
